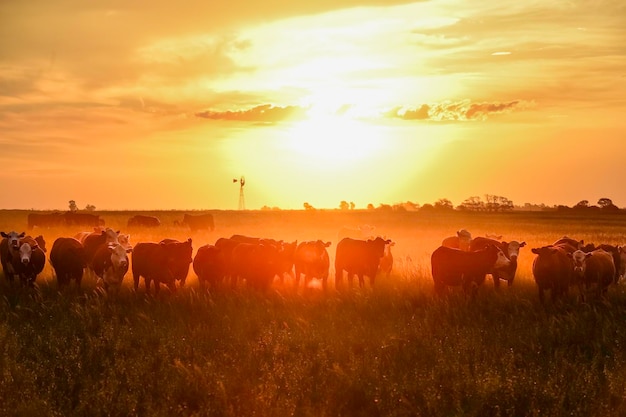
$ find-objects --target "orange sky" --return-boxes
[1,1,625,210]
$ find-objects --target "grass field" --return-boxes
[2,209,626,416]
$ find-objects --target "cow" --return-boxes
[128,215,161,228]
[337,225,376,241]
[579,243,626,284]
[1,231,26,282]
[531,245,574,303]
[50,237,88,289]
[570,249,616,300]
[335,237,391,289]
[431,245,511,297]
[469,237,526,288]
[378,240,395,279]
[64,212,103,227]
[181,213,214,231]
[214,237,245,287]
[27,212,64,229]
[159,238,193,286]
[552,236,584,253]
[23,235,47,253]
[230,241,281,290]
[293,240,332,290]
[92,243,129,291]
[441,229,472,251]
[132,239,193,294]
[230,235,297,283]
[193,244,226,290]
[12,241,46,287]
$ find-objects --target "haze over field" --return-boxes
[1,1,625,210]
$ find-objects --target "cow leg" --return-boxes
[335,269,343,289]
[358,274,365,288]
[294,269,301,290]
[492,274,501,289]
[133,273,140,291]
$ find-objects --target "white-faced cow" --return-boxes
[13,241,46,287]
[294,240,331,291]
[431,244,510,298]
[570,249,616,300]
[335,237,391,289]
[1,231,26,283]
[50,237,88,289]
[469,236,526,288]
[441,229,472,251]
[92,242,129,291]
[531,245,574,303]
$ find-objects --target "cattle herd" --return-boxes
[2,215,626,303]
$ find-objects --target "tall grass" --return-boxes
[1,209,626,416]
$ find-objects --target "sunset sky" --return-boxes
[1,0,625,210]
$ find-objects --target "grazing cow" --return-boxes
[27,212,64,229]
[12,241,46,287]
[132,239,193,294]
[193,244,226,290]
[181,213,215,231]
[531,245,574,303]
[92,243,129,291]
[469,237,526,288]
[293,240,332,290]
[337,225,377,241]
[378,241,395,279]
[159,238,193,286]
[50,237,88,289]
[335,237,391,289]
[441,229,472,251]
[1,231,26,282]
[431,245,511,297]
[570,249,616,300]
[64,212,103,227]
[128,215,161,228]
[230,241,281,290]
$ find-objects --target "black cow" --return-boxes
[64,212,103,227]
[335,237,391,289]
[27,212,64,229]
[128,215,161,228]
[431,245,511,297]
[193,244,226,290]
[50,237,88,289]
[531,245,574,303]
[182,213,214,231]
[230,241,281,290]
[132,239,193,294]
[159,238,193,286]
[294,240,331,290]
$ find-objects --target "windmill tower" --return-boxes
[233,176,246,210]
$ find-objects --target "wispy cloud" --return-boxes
[195,104,307,122]
[385,100,529,121]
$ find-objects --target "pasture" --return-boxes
[2,209,626,416]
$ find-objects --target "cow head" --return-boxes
[108,243,129,270]
[569,250,592,277]
[118,233,133,253]
[19,242,32,265]
[504,241,526,261]
[2,231,26,251]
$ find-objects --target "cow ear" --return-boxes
[520,241,527,247]
[324,241,331,247]
[187,238,192,244]
[0,232,7,238]
[19,232,26,238]
[586,253,593,259]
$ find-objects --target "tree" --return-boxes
[434,198,453,210]
[68,200,78,212]
[85,204,96,211]
[339,201,350,210]
[367,203,375,210]
[598,198,619,211]
[458,196,484,211]
[349,202,355,210]
[573,200,589,210]
[303,202,315,211]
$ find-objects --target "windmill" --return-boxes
[232,176,246,210]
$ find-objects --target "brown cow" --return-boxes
[27,212,64,229]
[182,213,214,231]
[441,229,472,251]
[132,239,193,294]
[13,241,46,287]
[50,237,88,289]
[293,240,331,290]
[160,238,193,286]
[531,245,574,303]
[230,241,280,290]
[1,231,26,283]
[92,243,129,291]
[570,249,616,300]
[230,235,297,283]
[378,241,395,279]
[431,244,510,297]
[128,215,161,228]
[335,237,391,289]
[193,244,226,290]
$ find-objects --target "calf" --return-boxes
[335,237,391,289]
[132,239,193,294]
[469,237,526,288]
[570,249,616,300]
[294,240,331,290]
[431,245,510,297]
[50,237,88,289]
[531,245,574,303]
[441,229,472,251]
[193,244,226,290]
[1,231,26,282]
[92,243,129,291]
